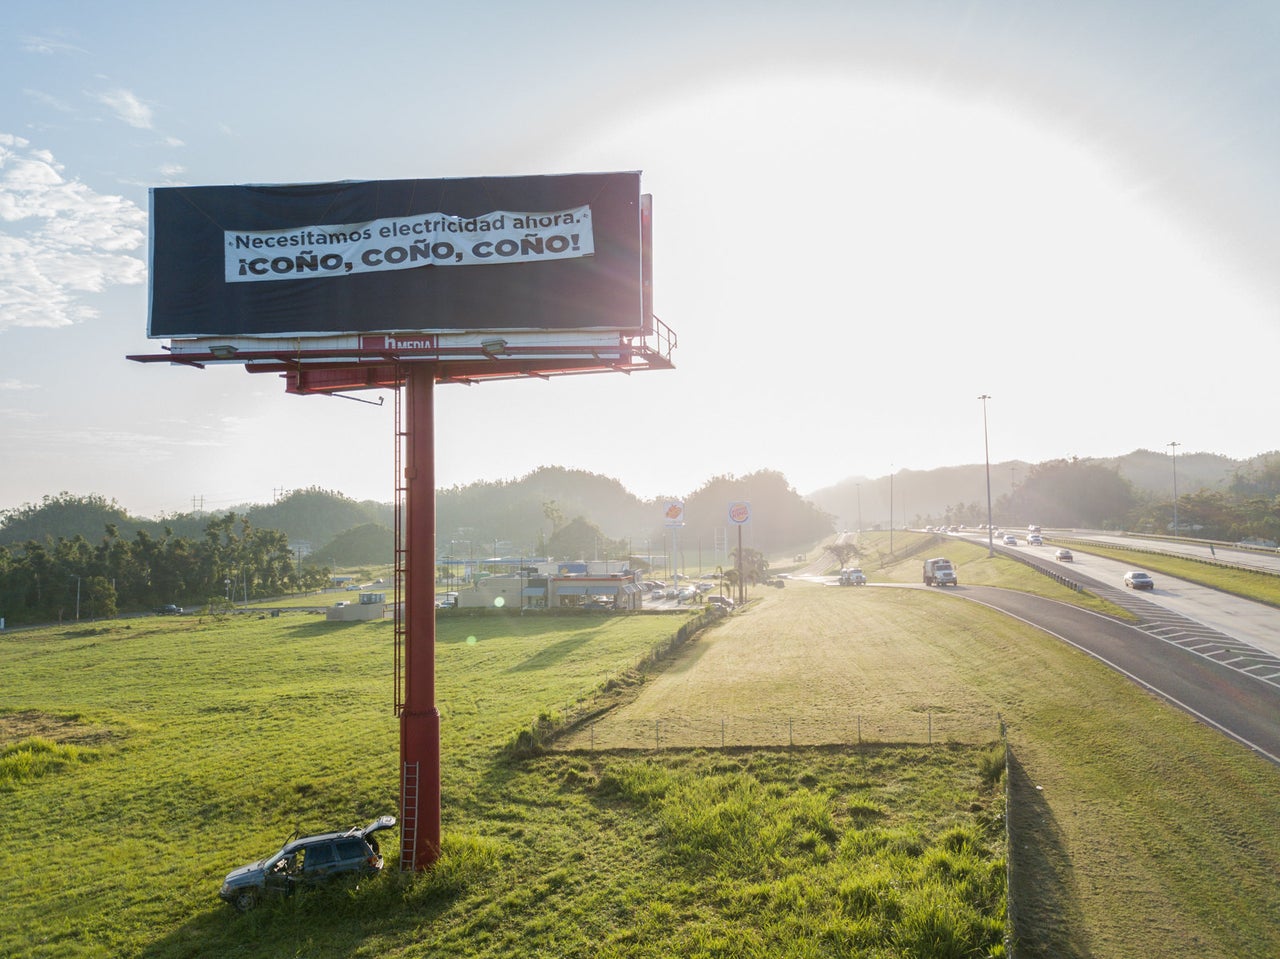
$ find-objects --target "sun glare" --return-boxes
[572,72,1269,349]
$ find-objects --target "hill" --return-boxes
[807,449,1279,530]
[3,449,1275,564]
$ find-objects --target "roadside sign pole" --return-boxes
[400,364,441,869]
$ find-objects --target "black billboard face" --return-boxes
[148,172,646,338]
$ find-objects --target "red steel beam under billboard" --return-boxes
[401,363,441,870]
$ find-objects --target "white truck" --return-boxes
[922,557,958,587]
[839,568,867,586]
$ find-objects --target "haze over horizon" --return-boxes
[3,2,1276,519]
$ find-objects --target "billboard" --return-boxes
[148,172,649,339]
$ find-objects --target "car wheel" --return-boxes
[233,889,259,912]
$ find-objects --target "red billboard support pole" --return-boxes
[399,364,441,870]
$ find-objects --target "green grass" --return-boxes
[2,574,1278,958]
[0,736,101,790]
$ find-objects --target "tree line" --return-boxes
[0,512,330,626]
[919,456,1280,542]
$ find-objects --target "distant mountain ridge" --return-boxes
[807,449,1273,529]
[3,449,1274,560]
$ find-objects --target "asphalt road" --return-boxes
[942,583,1280,765]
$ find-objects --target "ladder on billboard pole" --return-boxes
[392,375,408,716]
[399,760,420,871]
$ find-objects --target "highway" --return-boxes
[954,583,1280,764]
[1058,530,1280,575]
[909,528,1280,762]
[987,534,1280,659]
[819,528,1280,762]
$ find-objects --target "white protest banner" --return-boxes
[225,205,594,283]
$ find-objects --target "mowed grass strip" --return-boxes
[559,580,1005,749]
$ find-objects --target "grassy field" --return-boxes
[2,568,1278,957]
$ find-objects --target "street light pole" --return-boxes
[1168,441,1180,538]
[979,395,994,557]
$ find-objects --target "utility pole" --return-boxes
[979,395,994,556]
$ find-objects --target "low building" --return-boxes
[326,591,389,621]
[454,570,644,610]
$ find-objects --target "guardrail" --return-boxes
[989,542,1085,592]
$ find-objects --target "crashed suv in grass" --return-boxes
[218,815,395,911]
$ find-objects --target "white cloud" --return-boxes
[20,34,87,57]
[0,135,147,330]
[92,88,154,129]
[23,88,73,113]
[0,379,39,391]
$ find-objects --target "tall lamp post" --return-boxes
[1168,441,1180,538]
[889,468,894,556]
[979,395,994,556]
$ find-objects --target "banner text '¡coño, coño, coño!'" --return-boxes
[223,207,594,283]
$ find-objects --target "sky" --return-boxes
[2,0,1278,519]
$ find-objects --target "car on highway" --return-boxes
[1027,533,1044,546]
[218,815,396,912]
[1003,534,1018,546]
[1123,571,1155,590]
[839,568,867,586]
[1054,548,1073,562]
[154,604,183,615]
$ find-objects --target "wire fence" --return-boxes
[553,709,1004,751]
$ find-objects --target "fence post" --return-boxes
[590,722,595,751]
[928,710,933,745]
[655,719,660,751]
[721,717,725,748]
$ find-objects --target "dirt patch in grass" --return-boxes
[0,709,116,748]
